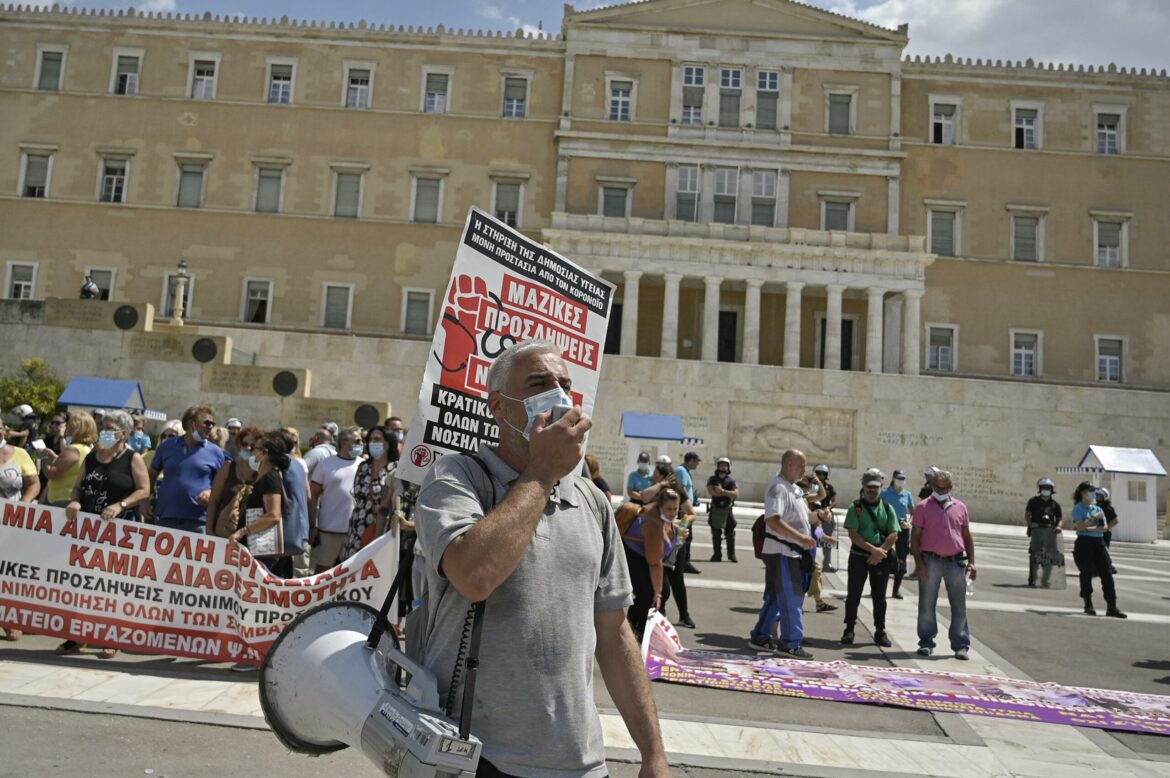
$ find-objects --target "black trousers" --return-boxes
[1074,536,1116,602]
[892,527,911,592]
[711,513,737,559]
[844,552,891,630]
[665,540,691,620]
[625,545,671,636]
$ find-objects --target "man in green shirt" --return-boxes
[841,471,900,647]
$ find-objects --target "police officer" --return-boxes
[918,466,937,500]
[1096,487,1118,574]
[706,456,739,562]
[1025,477,1063,587]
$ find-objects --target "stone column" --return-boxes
[701,275,721,362]
[883,293,903,373]
[743,279,763,365]
[901,289,923,376]
[887,176,900,236]
[823,284,845,370]
[866,287,886,373]
[554,155,569,213]
[782,280,803,368]
[621,270,642,356]
[661,272,682,359]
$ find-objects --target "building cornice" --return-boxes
[904,55,1169,86]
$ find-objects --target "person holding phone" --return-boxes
[1071,481,1125,618]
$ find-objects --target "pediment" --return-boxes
[567,0,906,43]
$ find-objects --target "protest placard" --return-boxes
[397,207,615,483]
[0,499,393,666]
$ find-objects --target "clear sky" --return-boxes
[35,0,1170,71]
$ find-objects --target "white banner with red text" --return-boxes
[0,499,393,666]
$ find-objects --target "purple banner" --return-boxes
[640,612,1170,736]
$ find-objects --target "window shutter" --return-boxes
[25,156,49,189]
[718,91,740,127]
[414,178,440,222]
[495,183,520,214]
[334,173,360,217]
[756,93,778,129]
[602,187,627,217]
[1015,333,1037,349]
[256,169,282,213]
[751,199,774,226]
[1016,108,1037,121]
[177,165,203,208]
[117,56,137,76]
[426,73,448,95]
[934,103,955,117]
[39,52,62,90]
[1014,217,1038,261]
[405,292,430,334]
[931,211,955,256]
[271,63,291,80]
[1098,221,1121,247]
[504,77,526,101]
[824,202,849,231]
[324,286,349,329]
[1099,339,1122,358]
[828,94,851,134]
[683,86,703,109]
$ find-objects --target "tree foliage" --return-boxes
[0,359,65,419]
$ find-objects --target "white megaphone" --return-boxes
[259,599,482,777]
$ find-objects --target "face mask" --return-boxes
[1084,494,1096,505]
[638,463,650,474]
[1040,489,1052,498]
[895,479,906,488]
[97,431,119,450]
[192,429,204,444]
[809,484,819,495]
[932,491,949,503]
[501,386,572,440]
[64,436,73,446]
[0,439,6,451]
[394,430,405,443]
[349,444,364,458]
[369,442,385,459]
[244,453,260,471]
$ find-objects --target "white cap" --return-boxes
[226,418,242,429]
[12,404,33,417]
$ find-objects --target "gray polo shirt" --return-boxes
[414,446,633,778]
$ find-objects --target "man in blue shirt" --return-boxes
[880,469,916,598]
[144,405,226,533]
[626,451,653,501]
[674,452,702,576]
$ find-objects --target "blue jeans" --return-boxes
[916,553,970,651]
[751,554,804,650]
[156,517,206,534]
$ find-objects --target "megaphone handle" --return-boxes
[365,563,409,650]
[458,600,487,741]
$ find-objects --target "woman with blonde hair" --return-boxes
[40,411,97,505]
[620,480,681,638]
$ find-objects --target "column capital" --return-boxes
[746,278,765,289]
[826,283,847,295]
[623,270,644,282]
[785,280,805,292]
[663,272,684,283]
[704,275,723,286]
[903,288,924,300]
[867,286,888,299]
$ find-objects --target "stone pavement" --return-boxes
[0,520,1168,777]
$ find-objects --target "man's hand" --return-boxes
[523,406,591,486]
[797,533,817,550]
[915,560,929,581]
[639,755,671,777]
[867,548,886,566]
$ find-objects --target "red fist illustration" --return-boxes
[436,274,487,394]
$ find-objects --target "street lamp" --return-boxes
[170,258,189,326]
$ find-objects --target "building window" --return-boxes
[1011,214,1041,261]
[345,67,371,109]
[413,177,442,223]
[756,71,779,130]
[36,46,65,91]
[1011,331,1041,377]
[719,68,741,128]
[682,65,704,125]
[402,289,433,336]
[751,171,776,227]
[600,186,629,218]
[176,163,206,208]
[1095,337,1124,383]
[267,62,293,104]
[333,172,362,218]
[20,153,51,198]
[190,58,217,100]
[161,273,193,318]
[86,269,114,301]
[494,181,521,227]
[609,79,632,122]
[929,210,957,256]
[255,168,283,214]
[322,284,353,330]
[827,92,853,135]
[1128,480,1147,502]
[100,159,128,203]
[1095,220,1123,267]
[424,72,449,114]
[112,53,140,95]
[5,263,36,300]
[822,201,852,232]
[1096,112,1120,154]
[927,325,956,372]
[1013,105,1040,149]
[931,102,956,144]
[713,169,737,224]
[676,166,699,222]
[242,279,272,323]
[502,76,528,118]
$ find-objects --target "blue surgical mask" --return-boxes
[394,430,405,443]
[501,386,572,440]
[0,438,6,451]
[369,442,385,459]
[1085,494,1097,505]
[349,443,364,458]
[97,431,119,450]
[244,453,260,471]
[192,429,204,444]
[64,436,73,446]
[932,491,949,503]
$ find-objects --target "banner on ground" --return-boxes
[641,611,1170,736]
[397,207,615,484]
[0,499,394,666]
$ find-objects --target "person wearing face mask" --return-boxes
[881,469,916,599]
[627,451,654,502]
[911,469,976,659]
[229,431,294,578]
[919,466,938,500]
[40,411,97,506]
[386,415,407,455]
[0,418,40,504]
[58,410,150,658]
[842,471,900,647]
[308,426,365,572]
[623,485,682,638]
[412,339,668,777]
[342,425,402,560]
[1071,481,1125,618]
[1025,477,1064,588]
[145,405,225,533]
[206,426,264,538]
[707,456,740,562]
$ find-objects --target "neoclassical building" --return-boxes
[2,0,1169,388]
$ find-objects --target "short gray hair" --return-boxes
[103,409,135,434]
[488,340,563,393]
[340,425,363,443]
[932,469,954,488]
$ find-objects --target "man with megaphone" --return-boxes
[414,339,670,777]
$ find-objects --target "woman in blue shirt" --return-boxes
[1070,481,1125,618]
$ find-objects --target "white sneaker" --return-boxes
[954,647,969,660]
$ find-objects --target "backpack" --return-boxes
[752,513,768,559]
[615,501,641,537]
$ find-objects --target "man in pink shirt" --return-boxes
[911,469,977,660]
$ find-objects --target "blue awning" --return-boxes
[57,378,164,419]
[621,412,685,441]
